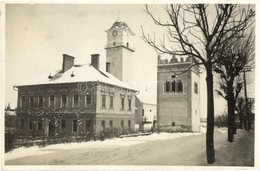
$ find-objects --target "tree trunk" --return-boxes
[206,66,215,164]
[227,81,235,142]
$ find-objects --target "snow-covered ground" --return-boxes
[5,132,199,161]
[5,128,254,166]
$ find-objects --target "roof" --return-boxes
[16,64,136,91]
[107,21,135,35]
[137,91,156,105]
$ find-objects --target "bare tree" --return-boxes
[142,4,255,164]
[215,31,254,143]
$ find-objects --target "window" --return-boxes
[121,97,125,110]
[86,120,91,132]
[180,57,184,62]
[106,62,111,73]
[61,95,67,108]
[110,96,114,109]
[73,94,79,108]
[21,96,26,108]
[165,81,171,92]
[177,80,183,93]
[113,42,116,46]
[29,96,34,107]
[194,82,198,94]
[142,109,144,117]
[109,120,113,130]
[61,119,66,130]
[28,120,33,130]
[37,119,42,130]
[38,96,43,107]
[49,95,55,108]
[72,120,78,132]
[20,119,24,129]
[171,81,176,93]
[128,120,131,130]
[172,122,175,126]
[121,120,124,129]
[101,120,105,131]
[127,42,129,48]
[86,94,92,106]
[101,95,106,108]
[128,98,131,110]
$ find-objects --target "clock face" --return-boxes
[112,30,118,37]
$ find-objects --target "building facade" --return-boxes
[157,55,200,132]
[15,54,136,137]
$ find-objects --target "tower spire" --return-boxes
[117,10,120,21]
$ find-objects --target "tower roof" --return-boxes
[106,21,135,35]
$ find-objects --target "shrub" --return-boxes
[5,128,17,153]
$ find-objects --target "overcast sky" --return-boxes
[4,4,255,117]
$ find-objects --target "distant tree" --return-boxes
[142,4,255,163]
[214,31,255,142]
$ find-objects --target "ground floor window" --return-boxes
[101,120,105,131]
[20,119,24,129]
[121,120,124,129]
[128,120,131,130]
[72,120,78,132]
[61,119,66,131]
[86,120,91,132]
[28,120,33,130]
[37,119,42,131]
[109,120,113,130]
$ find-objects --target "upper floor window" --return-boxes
[49,95,55,108]
[21,96,26,108]
[121,97,125,110]
[113,42,116,46]
[106,62,111,73]
[110,96,114,109]
[101,94,106,108]
[128,98,132,111]
[61,95,67,108]
[38,95,43,107]
[142,109,144,116]
[73,94,79,108]
[164,80,184,93]
[29,96,34,108]
[194,82,198,94]
[127,42,129,48]
[86,93,92,106]
[171,81,176,93]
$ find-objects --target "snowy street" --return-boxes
[5,128,254,166]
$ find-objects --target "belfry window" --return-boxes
[194,82,198,94]
[165,81,171,92]
[171,81,176,93]
[177,80,183,93]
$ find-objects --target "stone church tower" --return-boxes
[105,21,135,86]
[157,55,201,132]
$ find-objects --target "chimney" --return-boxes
[62,54,75,72]
[91,54,100,70]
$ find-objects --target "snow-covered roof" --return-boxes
[16,64,136,91]
[106,21,135,35]
[137,91,156,105]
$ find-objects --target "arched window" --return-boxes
[127,42,129,48]
[171,81,176,93]
[180,57,184,62]
[194,82,198,94]
[113,42,116,46]
[177,80,183,93]
[165,81,171,92]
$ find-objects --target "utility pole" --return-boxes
[242,66,251,131]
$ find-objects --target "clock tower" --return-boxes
[105,21,135,86]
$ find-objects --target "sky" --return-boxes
[4,4,256,117]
